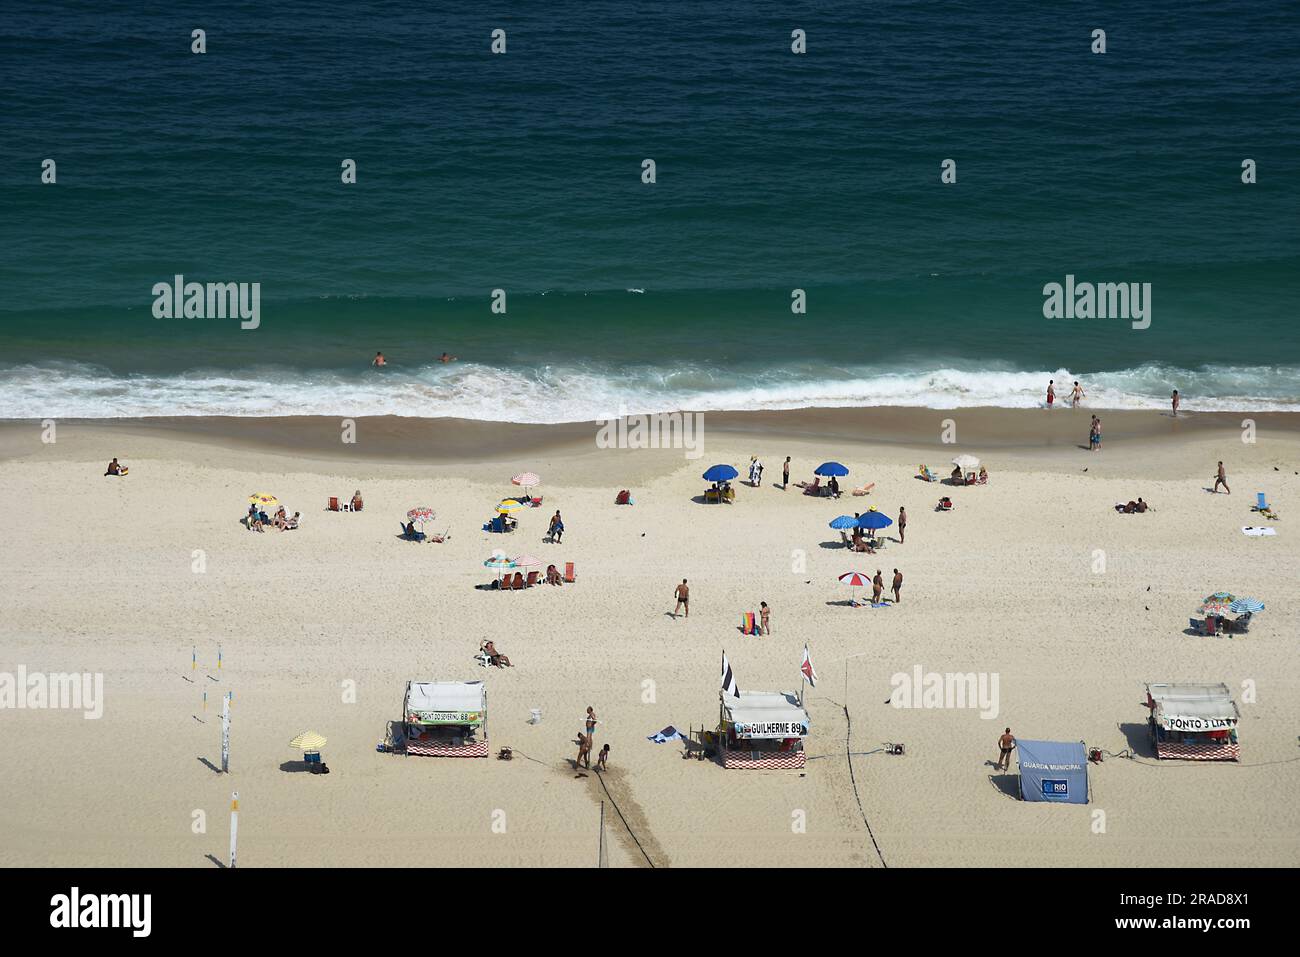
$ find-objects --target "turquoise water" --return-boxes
[2,1,1298,419]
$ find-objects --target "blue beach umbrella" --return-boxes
[828,515,859,530]
[858,511,893,531]
[815,462,850,477]
[1228,597,1264,614]
[702,464,738,483]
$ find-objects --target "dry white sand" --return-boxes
[1,411,1297,867]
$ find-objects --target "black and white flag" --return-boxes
[721,651,740,698]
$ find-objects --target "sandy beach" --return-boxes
[1,407,1297,868]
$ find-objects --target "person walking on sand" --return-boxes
[759,601,771,635]
[1214,461,1231,494]
[575,733,592,771]
[596,743,610,772]
[891,568,903,603]
[1171,389,1180,416]
[548,510,564,543]
[1070,381,1085,407]
[782,456,790,490]
[1089,415,1100,451]
[872,570,883,605]
[673,579,690,618]
[897,506,907,543]
[584,706,598,740]
[1046,380,1055,409]
[995,728,1016,770]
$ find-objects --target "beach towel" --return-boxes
[647,726,686,744]
[740,612,758,635]
[1242,526,1277,536]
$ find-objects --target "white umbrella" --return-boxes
[951,454,980,470]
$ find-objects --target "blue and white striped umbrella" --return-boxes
[1228,597,1264,614]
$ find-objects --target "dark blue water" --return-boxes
[2,1,1298,419]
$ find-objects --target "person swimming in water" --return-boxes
[372,351,387,367]
[439,352,458,363]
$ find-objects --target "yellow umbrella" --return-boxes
[289,730,327,751]
[249,493,279,507]
[496,499,526,514]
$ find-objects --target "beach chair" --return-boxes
[1254,492,1269,511]
[511,572,525,590]
[340,501,352,512]
[499,575,514,591]
[615,489,631,505]
[704,488,721,504]
[722,486,735,503]
[526,571,539,587]
[851,483,875,496]
[919,466,938,482]
[564,561,576,583]
[328,496,339,511]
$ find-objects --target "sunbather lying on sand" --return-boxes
[1116,498,1150,513]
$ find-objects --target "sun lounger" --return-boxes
[526,571,539,587]
[328,496,339,511]
[704,488,721,504]
[499,575,514,591]
[1254,492,1269,511]
[851,483,875,496]
[511,572,525,590]
[564,561,576,583]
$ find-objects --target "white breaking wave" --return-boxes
[0,361,1297,422]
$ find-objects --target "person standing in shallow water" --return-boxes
[1046,380,1055,409]
[372,351,386,367]
[1171,389,1180,416]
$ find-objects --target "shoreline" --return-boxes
[3,408,1297,471]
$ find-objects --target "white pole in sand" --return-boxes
[229,792,239,869]
[220,693,231,773]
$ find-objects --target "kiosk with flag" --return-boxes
[716,650,811,770]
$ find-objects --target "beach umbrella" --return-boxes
[858,511,893,531]
[406,506,436,528]
[839,571,870,606]
[1228,597,1264,614]
[702,464,738,483]
[496,499,526,513]
[815,462,850,477]
[248,493,279,507]
[512,472,541,492]
[512,554,543,568]
[484,555,516,581]
[1203,591,1235,604]
[951,454,980,470]
[289,730,327,752]
[828,515,859,530]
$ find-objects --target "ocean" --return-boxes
[2,1,1298,421]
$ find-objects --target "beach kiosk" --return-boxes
[719,690,810,770]
[401,680,488,758]
[1016,739,1089,804]
[1146,682,1240,761]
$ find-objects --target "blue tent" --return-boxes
[702,464,738,483]
[815,462,849,477]
[1017,739,1088,804]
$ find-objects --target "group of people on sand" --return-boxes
[574,706,610,772]
[247,503,300,532]
[871,569,903,604]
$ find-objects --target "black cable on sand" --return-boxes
[593,767,656,868]
[843,704,887,868]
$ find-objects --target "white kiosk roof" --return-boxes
[1147,682,1239,731]
[722,690,809,739]
[405,680,486,725]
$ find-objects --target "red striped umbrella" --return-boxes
[839,571,870,606]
